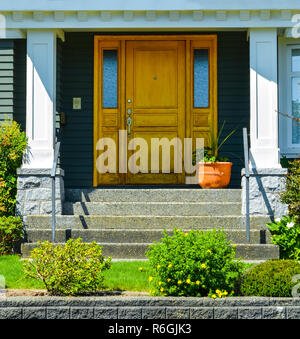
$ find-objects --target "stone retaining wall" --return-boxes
[1,296,299,319]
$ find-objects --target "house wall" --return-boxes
[0,40,15,123]
[60,33,94,188]
[2,32,250,188]
[59,32,250,188]
[217,32,250,188]
[56,38,63,132]
[0,39,26,128]
[13,39,26,130]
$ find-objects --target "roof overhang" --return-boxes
[0,0,299,12]
[0,1,299,32]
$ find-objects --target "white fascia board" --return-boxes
[0,0,300,11]
[2,11,300,30]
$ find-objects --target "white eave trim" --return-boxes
[0,0,300,12]
[0,10,300,30]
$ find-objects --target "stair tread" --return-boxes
[23,215,272,231]
[21,242,280,261]
[25,216,255,219]
[25,228,264,231]
[23,187,277,260]
[67,201,241,205]
[65,188,242,203]
[22,242,277,247]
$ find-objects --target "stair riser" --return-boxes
[65,189,242,203]
[64,202,242,216]
[24,215,273,230]
[25,229,269,244]
[21,243,279,260]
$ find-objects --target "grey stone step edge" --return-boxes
[65,188,242,203]
[21,243,279,260]
[0,296,299,319]
[24,228,271,245]
[63,201,242,216]
[23,215,273,230]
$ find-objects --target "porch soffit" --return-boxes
[0,9,300,30]
[0,0,300,12]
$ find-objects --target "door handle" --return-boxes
[127,116,132,137]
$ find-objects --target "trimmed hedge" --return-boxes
[240,259,300,297]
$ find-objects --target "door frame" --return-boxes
[93,34,218,187]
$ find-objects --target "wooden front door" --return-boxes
[125,41,185,184]
[94,35,218,187]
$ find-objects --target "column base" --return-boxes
[241,168,288,218]
[16,168,65,219]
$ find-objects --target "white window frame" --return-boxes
[278,38,300,158]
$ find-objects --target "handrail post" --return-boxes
[243,128,250,244]
[51,174,56,244]
[51,142,61,244]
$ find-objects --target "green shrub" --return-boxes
[145,229,244,297]
[23,238,112,296]
[240,259,300,297]
[267,215,300,260]
[0,216,23,255]
[0,120,27,216]
[280,159,300,225]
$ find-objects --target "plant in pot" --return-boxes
[193,122,236,189]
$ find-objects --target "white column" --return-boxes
[249,29,281,169]
[24,30,57,169]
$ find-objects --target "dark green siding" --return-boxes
[0,40,14,122]
[56,38,63,131]
[60,33,94,187]
[60,32,249,188]
[0,39,26,130]
[14,40,26,130]
[217,32,250,188]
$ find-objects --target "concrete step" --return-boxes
[65,188,242,203]
[23,215,273,230]
[63,201,242,216]
[24,228,271,244]
[21,242,279,260]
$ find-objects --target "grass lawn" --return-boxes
[0,255,152,292]
[0,255,253,293]
[0,255,44,290]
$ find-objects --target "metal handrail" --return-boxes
[243,128,250,243]
[51,141,61,244]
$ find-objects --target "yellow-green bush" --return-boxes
[146,229,244,297]
[0,120,27,216]
[0,216,23,255]
[23,238,112,296]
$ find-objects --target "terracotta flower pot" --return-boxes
[196,162,232,189]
